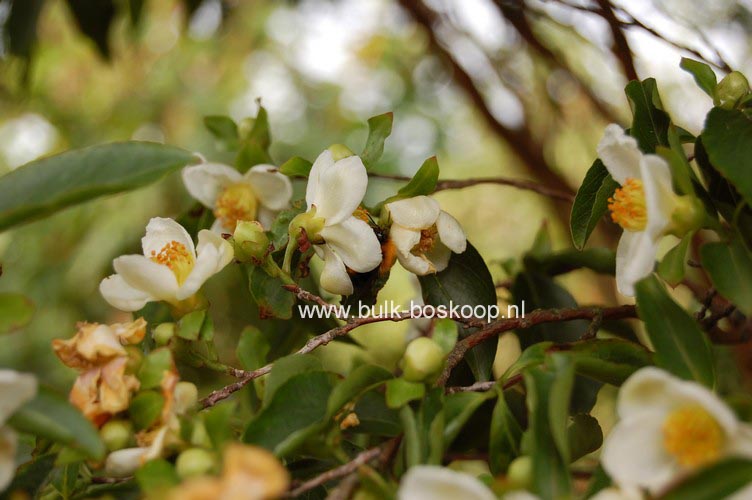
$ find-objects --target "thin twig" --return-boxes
[445,373,524,394]
[595,0,638,81]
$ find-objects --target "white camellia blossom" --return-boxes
[386,196,467,275]
[99,217,233,311]
[597,124,680,296]
[0,370,37,491]
[602,367,752,495]
[303,149,382,295]
[182,162,292,232]
[397,466,496,500]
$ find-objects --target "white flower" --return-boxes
[597,124,679,296]
[104,425,170,478]
[0,370,37,491]
[602,367,752,494]
[303,149,382,295]
[100,218,233,311]
[589,487,644,500]
[397,465,496,500]
[182,162,292,232]
[386,196,466,275]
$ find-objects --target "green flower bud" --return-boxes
[289,209,326,243]
[174,381,199,414]
[507,456,532,488]
[668,195,706,237]
[401,337,446,383]
[233,220,270,263]
[175,448,217,479]
[100,420,134,452]
[153,322,175,346]
[714,71,751,109]
[328,143,355,161]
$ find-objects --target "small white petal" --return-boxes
[387,196,441,229]
[390,225,432,275]
[245,165,293,211]
[0,371,37,423]
[105,447,148,478]
[0,426,18,491]
[210,218,231,235]
[256,206,275,230]
[178,230,234,299]
[589,487,644,500]
[306,149,334,210]
[436,211,467,254]
[113,255,180,300]
[319,217,382,273]
[426,242,452,273]
[640,155,675,236]
[597,124,643,185]
[182,163,242,208]
[318,246,354,295]
[141,218,196,259]
[308,154,368,225]
[727,482,752,500]
[730,424,752,458]
[397,466,496,500]
[615,230,657,297]
[100,275,154,311]
[617,367,678,419]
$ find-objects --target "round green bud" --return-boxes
[190,420,212,448]
[153,322,175,346]
[100,420,134,452]
[714,71,751,109]
[506,456,533,489]
[175,448,216,479]
[328,143,355,161]
[668,195,706,237]
[174,381,199,415]
[401,337,446,383]
[233,220,270,263]
[123,346,143,374]
[289,210,326,243]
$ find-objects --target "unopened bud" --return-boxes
[401,337,445,383]
[100,420,134,452]
[175,448,216,478]
[233,221,270,263]
[174,381,199,414]
[153,323,175,346]
[507,456,532,489]
[668,195,705,237]
[289,210,326,244]
[714,71,751,109]
[328,143,355,161]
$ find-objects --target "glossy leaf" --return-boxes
[360,112,393,169]
[246,264,295,320]
[702,107,752,208]
[701,237,752,315]
[624,78,670,153]
[489,387,523,474]
[680,58,718,98]
[279,156,312,177]
[386,378,426,409]
[570,160,618,250]
[658,233,692,286]
[0,292,34,334]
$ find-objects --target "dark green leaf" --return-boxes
[246,264,295,320]
[0,453,55,499]
[6,0,45,59]
[386,378,425,409]
[444,391,494,446]
[236,106,272,172]
[0,142,195,232]
[204,115,239,148]
[352,391,402,436]
[264,354,323,406]
[400,405,422,467]
[635,275,714,387]
[129,391,165,430]
[702,107,752,208]
[279,157,313,177]
[360,112,393,169]
[567,339,651,386]
[489,387,523,474]
[568,414,602,463]
[680,58,718,98]
[624,78,670,153]
[659,458,752,500]
[0,292,34,334]
[236,326,270,371]
[701,237,752,315]
[548,355,576,464]
[65,0,115,58]
[570,160,618,250]
[327,364,392,416]
[524,247,615,276]
[658,233,692,286]
[420,388,445,465]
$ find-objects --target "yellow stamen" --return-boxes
[663,405,723,468]
[214,183,258,232]
[608,178,647,232]
[412,225,438,256]
[151,241,194,285]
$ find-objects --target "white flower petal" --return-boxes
[210,218,231,235]
[141,218,196,259]
[397,466,496,500]
[589,487,644,500]
[427,242,452,273]
[602,411,678,494]
[182,163,243,208]
[257,206,275,230]
[0,371,37,423]
[306,149,334,210]
[308,154,368,225]
[318,246,354,295]
[640,155,675,236]
[615,230,657,297]
[727,482,752,500]
[387,196,441,229]
[245,165,293,211]
[390,225,432,275]
[730,424,752,458]
[617,367,678,419]
[319,217,382,273]
[100,275,154,311]
[436,211,467,254]
[113,255,179,300]
[597,124,643,185]
[178,230,234,299]
[671,378,739,438]
[105,447,148,478]
[0,426,18,491]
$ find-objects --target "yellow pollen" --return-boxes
[662,405,723,468]
[608,178,647,232]
[151,241,194,285]
[353,207,370,223]
[214,183,258,232]
[412,225,438,256]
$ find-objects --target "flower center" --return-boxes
[662,404,723,468]
[411,225,438,256]
[214,183,258,232]
[151,241,194,285]
[608,178,647,232]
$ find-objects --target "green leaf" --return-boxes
[0,292,34,333]
[138,348,173,390]
[393,156,440,203]
[701,237,752,315]
[702,107,752,208]
[660,458,752,500]
[568,414,602,463]
[268,200,306,250]
[327,364,392,416]
[444,391,494,446]
[432,319,458,355]
[129,391,165,430]
[501,342,552,382]
[6,0,45,59]
[658,233,692,286]
[246,264,295,320]
[236,106,273,172]
[176,310,206,341]
[352,391,402,436]
[263,354,323,406]
[567,339,652,386]
[0,454,55,499]
[419,242,497,381]
[680,58,718,98]
[279,156,312,177]
[635,275,714,387]
[624,78,670,153]
[135,459,179,493]
[420,388,445,465]
[489,387,523,474]
[203,401,236,448]
[570,160,619,250]
[8,388,105,460]
[400,405,422,467]
[0,142,195,232]
[236,326,270,371]
[64,0,115,58]
[548,355,576,464]
[204,115,239,148]
[524,247,615,276]
[385,378,426,409]
[360,112,393,169]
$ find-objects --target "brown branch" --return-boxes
[594,0,638,81]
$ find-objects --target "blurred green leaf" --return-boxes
[660,458,752,500]
[432,319,458,355]
[268,200,306,250]
[204,115,239,146]
[360,112,393,169]
[400,405,421,467]
[236,326,270,371]
[8,388,105,460]
[444,391,494,447]
[177,310,206,341]
[236,106,273,172]
[263,354,323,406]
[0,293,34,334]
[625,78,670,153]
[702,107,752,208]
[525,247,615,276]
[246,264,295,320]
[203,401,236,449]
[0,453,55,499]
[129,390,165,430]
[635,275,714,387]
[658,233,692,286]
[568,414,602,463]
[138,348,173,390]
[327,364,392,416]
[279,156,312,177]
[489,387,522,474]
[353,391,402,437]
[567,339,651,386]
[570,160,618,250]
[420,388,445,465]
[548,355,576,464]
[6,0,45,60]
[386,378,425,409]
[680,58,717,98]
[701,237,752,315]
[65,0,115,58]
[0,142,195,232]
[135,459,179,493]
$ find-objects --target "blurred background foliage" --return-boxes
[0,0,749,391]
